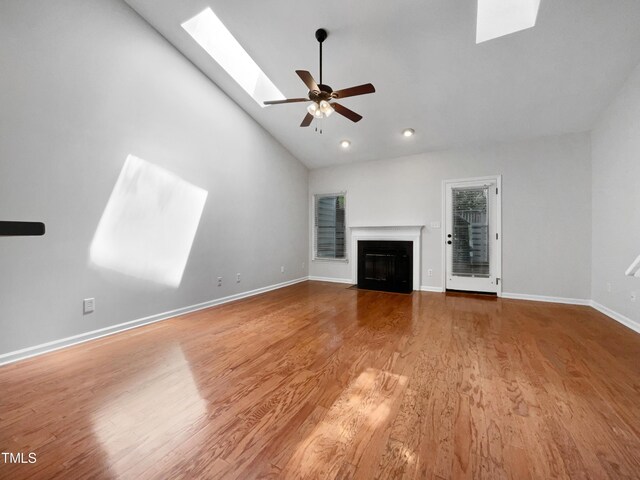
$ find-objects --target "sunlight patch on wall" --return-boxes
[476,0,541,44]
[90,155,207,288]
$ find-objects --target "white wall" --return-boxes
[0,0,308,357]
[309,133,592,299]
[591,63,640,327]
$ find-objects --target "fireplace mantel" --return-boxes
[349,225,424,290]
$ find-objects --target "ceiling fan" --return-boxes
[264,28,375,128]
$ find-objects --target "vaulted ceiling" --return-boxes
[125,0,640,168]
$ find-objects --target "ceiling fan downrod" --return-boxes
[314,28,328,134]
[315,28,327,86]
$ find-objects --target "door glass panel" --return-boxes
[452,187,490,278]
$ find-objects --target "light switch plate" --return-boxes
[83,298,95,314]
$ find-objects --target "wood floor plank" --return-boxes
[1,281,639,479]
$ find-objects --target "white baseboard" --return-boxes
[3,279,637,367]
[420,286,445,293]
[452,291,639,335]
[308,276,354,285]
[590,301,640,334]
[501,292,591,306]
[0,277,308,367]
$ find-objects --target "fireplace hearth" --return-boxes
[357,240,413,293]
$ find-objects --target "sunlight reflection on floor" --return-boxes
[92,345,207,478]
[285,367,408,478]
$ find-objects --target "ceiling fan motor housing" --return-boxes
[315,28,328,43]
[309,84,334,102]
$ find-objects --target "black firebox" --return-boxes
[357,240,413,293]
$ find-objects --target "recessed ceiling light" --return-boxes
[181,8,285,107]
[476,0,541,44]
[402,128,415,137]
[340,140,351,149]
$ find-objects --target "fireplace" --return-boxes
[358,240,413,293]
[350,225,424,292]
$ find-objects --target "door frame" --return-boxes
[441,175,502,296]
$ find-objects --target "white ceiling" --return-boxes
[124,0,640,169]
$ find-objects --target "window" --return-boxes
[181,8,285,107]
[476,0,541,44]
[314,194,346,260]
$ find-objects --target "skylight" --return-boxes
[476,0,541,44]
[181,8,284,107]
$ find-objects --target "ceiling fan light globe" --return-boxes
[319,100,334,117]
[313,109,324,119]
[307,103,318,115]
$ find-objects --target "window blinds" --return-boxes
[451,187,490,277]
[315,195,346,259]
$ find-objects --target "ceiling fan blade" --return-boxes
[296,70,320,92]
[332,102,362,123]
[300,112,314,127]
[332,83,376,99]
[263,98,310,105]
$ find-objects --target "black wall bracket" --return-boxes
[0,221,46,236]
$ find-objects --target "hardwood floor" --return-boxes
[1,281,639,479]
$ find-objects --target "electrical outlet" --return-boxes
[281,266,285,273]
[236,273,241,283]
[427,269,433,277]
[217,277,222,287]
[606,282,612,293]
[631,291,637,303]
[83,298,95,314]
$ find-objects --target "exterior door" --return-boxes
[445,178,500,293]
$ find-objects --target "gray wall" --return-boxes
[591,63,640,325]
[0,0,308,356]
[309,133,592,299]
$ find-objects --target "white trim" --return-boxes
[349,225,424,290]
[442,175,502,296]
[501,292,590,305]
[590,301,640,334]
[420,286,445,292]
[625,254,640,277]
[0,277,308,367]
[308,276,353,284]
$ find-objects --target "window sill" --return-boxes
[312,257,349,263]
